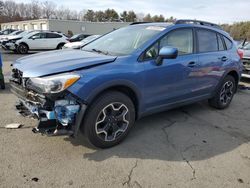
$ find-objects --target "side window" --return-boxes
[29,33,46,39]
[223,36,233,50]
[46,33,62,38]
[40,33,46,39]
[144,42,159,60]
[217,34,225,51]
[197,29,218,53]
[160,29,193,55]
[29,33,40,39]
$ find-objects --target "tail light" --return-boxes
[237,49,244,60]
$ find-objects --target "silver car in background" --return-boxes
[241,43,250,78]
[63,35,100,49]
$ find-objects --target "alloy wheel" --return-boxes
[219,81,234,105]
[19,45,27,54]
[95,102,129,142]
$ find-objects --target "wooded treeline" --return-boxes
[0,0,249,40]
[0,0,176,23]
[222,22,250,40]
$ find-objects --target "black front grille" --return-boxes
[10,68,23,85]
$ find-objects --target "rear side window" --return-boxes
[197,29,218,53]
[224,37,233,50]
[46,33,62,38]
[160,29,193,55]
[217,34,225,51]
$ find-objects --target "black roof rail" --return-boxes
[175,19,222,30]
[130,22,151,25]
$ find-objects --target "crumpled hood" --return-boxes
[7,35,22,40]
[13,50,117,77]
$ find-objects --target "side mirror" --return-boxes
[156,46,178,66]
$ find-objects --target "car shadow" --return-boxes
[65,92,250,162]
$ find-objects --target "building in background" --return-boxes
[0,19,131,35]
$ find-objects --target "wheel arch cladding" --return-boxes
[57,43,65,49]
[227,70,239,84]
[87,85,140,120]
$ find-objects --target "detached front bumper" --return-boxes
[10,81,86,137]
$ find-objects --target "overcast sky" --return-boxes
[15,0,250,24]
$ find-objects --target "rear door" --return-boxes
[45,33,63,49]
[195,28,228,95]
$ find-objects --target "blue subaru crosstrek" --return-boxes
[10,20,243,148]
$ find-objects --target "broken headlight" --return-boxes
[26,73,80,94]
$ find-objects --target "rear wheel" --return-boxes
[57,43,65,49]
[82,91,135,148]
[209,75,236,109]
[17,44,28,54]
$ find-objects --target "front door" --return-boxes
[27,33,47,50]
[142,28,201,112]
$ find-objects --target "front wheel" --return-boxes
[209,75,236,109]
[82,91,135,148]
[17,44,28,54]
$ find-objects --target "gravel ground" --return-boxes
[0,49,250,188]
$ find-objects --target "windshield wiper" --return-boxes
[91,48,109,55]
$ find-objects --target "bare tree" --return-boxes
[42,1,56,18]
[3,0,18,18]
[0,1,3,16]
[31,0,42,19]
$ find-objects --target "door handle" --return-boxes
[187,61,197,68]
[219,56,228,62]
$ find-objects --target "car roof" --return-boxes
[130,21,231,39]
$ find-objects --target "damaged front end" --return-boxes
[10,68,86,137]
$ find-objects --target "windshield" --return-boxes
[71,34,82,39]
[11,30,24,36]
[82,25,166,56]
[81,35,100,43]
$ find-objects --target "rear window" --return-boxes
[197,29,218,53]
[224,37,233,50]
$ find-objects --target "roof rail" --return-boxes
[130,22,151,25]
[175,19,222,30]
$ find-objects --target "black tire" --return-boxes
[81,91,135,148]
[17,44,28,54]
[57,43,65,49]
[209,75,236,109]
[0,78,5,90]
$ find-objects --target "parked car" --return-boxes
[69,33,91,42]
[0,30,23,43]
[241,43,250,78]
[1,31,35,52]
[0,53,5,89]
[63,35,101,49]
[10,20,242,148]
[15,31,69,54]
[0,29,16,35]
